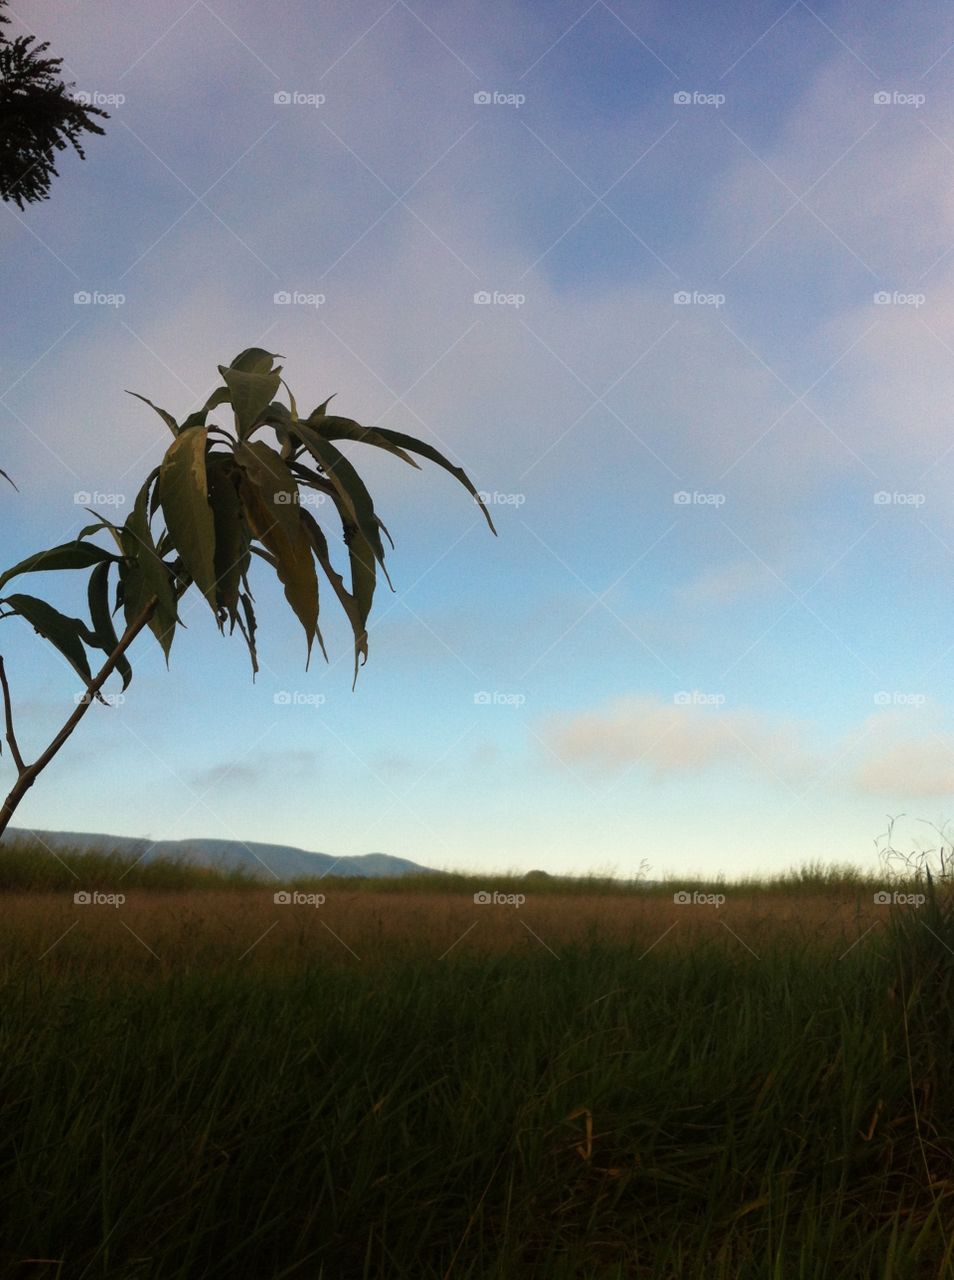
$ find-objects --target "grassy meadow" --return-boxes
[1,837,952,1278]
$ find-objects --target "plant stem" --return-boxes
[0,595,159,840]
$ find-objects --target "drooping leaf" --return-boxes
[235,441,301,541]
[128,470,177,618]
[235,588,259,677]
[263,398,296,462]
[120,481,180,663]
[300,508,368,688]
[0,540,118,591]
[218,365,282,440]
[313,416,421,469]
[290,421,394,589]
[0,469,18,491]
[239,471,323,666]
[314,419,498,535]
[126,391,179,438]
[117,553,176,665]
[1,593,94,685]
[207,453,250,630]
[87,560,132,691]
[158,425,217,611]
[344,528,376,664]
[249,544,279,571]
[286,459,336,501]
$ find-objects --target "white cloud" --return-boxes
[846,706,954,797]
[538,693,818,783]
[854,736,954,797]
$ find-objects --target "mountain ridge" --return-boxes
[6,828,441,880]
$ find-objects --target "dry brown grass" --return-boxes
[0,885,927,978]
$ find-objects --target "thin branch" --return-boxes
[0,654,24,772]
[0,594,159,839]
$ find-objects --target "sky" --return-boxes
[3,0,954,878]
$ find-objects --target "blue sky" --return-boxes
[2,0,954,877]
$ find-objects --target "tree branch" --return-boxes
[0,593,159,839]
[0,654,24,772]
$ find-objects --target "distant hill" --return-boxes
[6,828,441,881]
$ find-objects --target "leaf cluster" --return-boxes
[0,348,496,698]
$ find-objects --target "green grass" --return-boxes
[0,835,930,897]
[0,840,952,1277]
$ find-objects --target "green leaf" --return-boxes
[249,544,279,571]
[1,593,94,685]
[158,425,217,611]
[218,365,283,440]
[0,540,118,592]
[227,348,282,375]
[290,421,394,589]
[138,465,161,510]
[309,394,336,419]
[312,415,421,469]
[78,514,126,557]
[300,509,368,688]
[126,391,179,438]
[344,528,376,664]
[180,386,231,432]
[117,554,176,665]
[316,419,498,536]
[121,481,180,663]
[87,561,132,691]
[129,469,173,599]
[235,441,301,542]
[235,589,259,677]
[207,453,250,630]
[260,400,293,426]
[286,459,336,501]
[239,471,323,666]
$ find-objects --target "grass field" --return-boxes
[1,838,952,1278]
